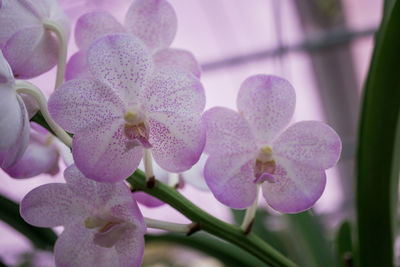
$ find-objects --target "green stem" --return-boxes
[128,170,296,267]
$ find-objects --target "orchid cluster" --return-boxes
[0,0,341,266]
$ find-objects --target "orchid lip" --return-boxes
[254,145,277,184]
[123,110,151,148]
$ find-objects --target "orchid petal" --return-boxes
[20,183,83,227]
[48,78,125,133]
[143,68,205,117]
[0,50,14,83]
[54,223,119,267]
[153,48,201,78]
[262,156,326,213]
[65,51,92,80]
[1,95,29,168]
[237,75,296,144]
[202,107,257,155]
[124,0,177,53]
[75,11,125,50]
[2,26,58,79]
[0,87,22,149]
[73,120,143,182]
[3,138,59,179]
[114,226,145,267]
[149,115,205,173]
[87,34,153,102]
[133,192,164,207]
[273,121,342,170]
[204,153,258,209]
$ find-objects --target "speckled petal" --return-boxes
[261,156,326,213]
[48,78,125,133]
[54,223,119,267]
[153,48,201,78]
[143,68,205,117]
[124,0,177,53]
[20,183,83,227]
[114,225,145,267]
[65,51,92,80]
[3,136,59,179]
[87,34,153,102]
[2,26,58,79]
[1,95,30,168]
[237,75,296,144]
[204,153,258,209]
[75,11,125,50]
[73,120,143,182]
[273,121,342,170]
[202,107,257,155]
[149,115,205,172]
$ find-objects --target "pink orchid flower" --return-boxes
[48,33,205,182]
[20,164,146,267]
[66,0,200,80]
[202,75,342,213]
[0,0,69,79]
[0,51,29,168]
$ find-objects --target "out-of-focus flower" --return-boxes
[20,164,145,267]
[203,75,342,213]
[0,0,69,79]
[49,34,205,183]
[0,51,29,168]
[2,123,60,179]
[66,0,201,80]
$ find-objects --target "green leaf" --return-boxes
[0,194,57,250]
[336,221,353,267]
[145,233,266,267]
[284,211,335,267]
[356,1,400,266]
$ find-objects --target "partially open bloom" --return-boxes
[2,123,60,179]
[66,0,200,80]
[0,51,29,168]
[20,164,145,267]
[0,0,69,78]
[49,33,205,182]
[203,75,342,213]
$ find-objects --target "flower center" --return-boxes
[254,145,276,184]
[84,216,132,248]
[123,110,151,148]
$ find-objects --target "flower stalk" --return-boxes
[15,81,72,147]
[127,170,296,267]
[144,217,197,234]
[42,19,68,89]
[240,184,260,234]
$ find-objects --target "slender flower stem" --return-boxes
[127,170,297,267]
[168,173,180,188]
[143,148,155,183]
[240,184,260,234]
[144,217,196,234]
[15,81,72,147]
[42,19,67,90]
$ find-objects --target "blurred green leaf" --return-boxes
[284,211,335,267]
[356,0,400,266]
[145,232,266,267]
[0,194,56,250]
[336,221,353,267]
